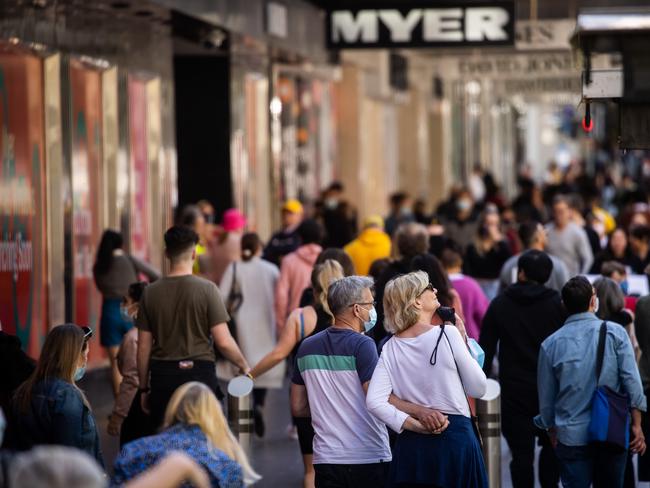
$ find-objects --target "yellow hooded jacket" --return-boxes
[344,228,392,276]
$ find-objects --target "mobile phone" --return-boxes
[437,306,456,325]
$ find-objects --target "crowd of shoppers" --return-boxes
[5,159,650,488]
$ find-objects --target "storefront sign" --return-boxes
[327,2,515,49]
[515,19,575,51]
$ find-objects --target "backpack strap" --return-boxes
[299,309,306,340]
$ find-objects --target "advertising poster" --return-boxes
[0,47,48,356]
[69,60,103,362]
[128,78,150,263]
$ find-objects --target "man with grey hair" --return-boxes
[291,275,392,487]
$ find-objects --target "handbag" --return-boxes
[587,321,631,451]
[224,263,243,341]
[430,324,483,446]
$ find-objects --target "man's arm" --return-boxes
[534,346,558,431]
[137,329,153,391]
[290,383,310,418]
[577,227,594,274]
[211,323,249,373]
[388,394,448,433]
[137,329,153,414]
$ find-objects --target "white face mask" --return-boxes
[593,296,600,314]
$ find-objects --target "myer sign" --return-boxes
[327,2,515,49]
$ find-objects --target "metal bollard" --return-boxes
[227,376,254,458]
[477,379,501,488]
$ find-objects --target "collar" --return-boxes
[565,312,598,325]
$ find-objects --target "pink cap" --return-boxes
[222,208,246,232]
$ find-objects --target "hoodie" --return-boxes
[479,281,567,414]
[275,243,323,327]
[344,228,392,276]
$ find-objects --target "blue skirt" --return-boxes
[100,298,133,347]
[389,414,488,488]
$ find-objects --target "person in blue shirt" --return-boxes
[535,276,647,488]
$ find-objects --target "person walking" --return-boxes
[463,206,512,300]
[113,382,260,487]
[366,271,488,488]
[8,324,103,467]
[384,193,415,237]
[290,276,393,487]
[107,282,154,446]
[219,233,283,437]
[136,225,249,429]
[275,219,324,329]
[249,259,344,488]
[635,294,650,482]
[93,229,160,397]
[209,208,246,285]
[344,215,392,276]
[176,205,210,276]
[499,221,569,293]
[545,195,594,277]
[319,181,357,248]
[480,250,565,488]
[441,246,489,340]
[535,276,646,488]
[263,199,304,266]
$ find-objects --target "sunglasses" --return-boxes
[82,326,93,341]
[418,282,435,296]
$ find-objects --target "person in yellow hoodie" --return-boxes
[344,215,392,276]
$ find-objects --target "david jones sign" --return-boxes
[327,2,515,49]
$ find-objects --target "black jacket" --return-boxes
[480,281,566,413]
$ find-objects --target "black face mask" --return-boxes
[203,214,215,224]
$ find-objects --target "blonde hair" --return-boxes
[163,382,261,485]
[311,259,344,317]
[383,271,429,333]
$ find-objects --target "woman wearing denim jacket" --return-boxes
[7,324,104,468]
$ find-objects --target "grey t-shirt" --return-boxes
[137,275,229,361]
[545,222,594,277]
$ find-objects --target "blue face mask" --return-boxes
[74,366,86,382]
[468,339,485,368]
[362,307,378,333]
[120,305,133,323]
[620,280,629,296]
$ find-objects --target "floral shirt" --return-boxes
[112,423,243,488]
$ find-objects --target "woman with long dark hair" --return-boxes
[8,324,103,467]
[93,229,159,397]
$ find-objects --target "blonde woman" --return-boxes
[112,382,260,487]
[248,259,344,488]
[366,271,487,488]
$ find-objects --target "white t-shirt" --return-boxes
[367,325,487,433]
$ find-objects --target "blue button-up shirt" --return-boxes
[534,312,646,446]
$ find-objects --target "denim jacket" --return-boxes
[534,312,646,446]
[10,378,104,468]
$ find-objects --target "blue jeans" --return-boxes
[555,442,627,488]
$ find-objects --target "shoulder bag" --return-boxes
[587,321,631,451]
[224,262,243,342]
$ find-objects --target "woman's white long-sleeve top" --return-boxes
[366,325,487,433]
